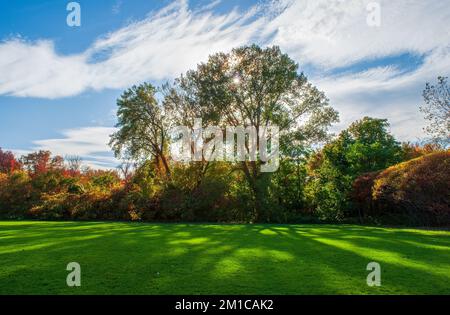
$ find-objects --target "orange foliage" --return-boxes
[352,151,450,226]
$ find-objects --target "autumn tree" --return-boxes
[166,45,339,221]
[20,150,64,175]
[0,148,21,173]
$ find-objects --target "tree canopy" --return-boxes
[163,45,339,220]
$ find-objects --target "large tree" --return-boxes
[166,45,339,221]
[420,76,450,146]
[110,83,171,178]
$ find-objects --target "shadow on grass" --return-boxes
[0,221,449,294]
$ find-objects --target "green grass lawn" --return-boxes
[0,221,449,295]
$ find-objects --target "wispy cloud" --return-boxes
[265,0,450,68]
[0,0,449,143]
[0,0,448,99]
[30,127,119,170]
[0,0,263,98]
[312,48,450,141]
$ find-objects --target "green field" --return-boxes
[0,221,449,294]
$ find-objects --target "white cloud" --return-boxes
[87,0,263,89]
[312,48,450,141]
[31,127,119,170]
[0,0,448,98]
[266,0,450,68]
[0,0,263,98]
[0,0,449,144]
[0,40,90,99]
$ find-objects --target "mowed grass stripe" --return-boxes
[0,221,449,294]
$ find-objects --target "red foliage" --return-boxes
[20,150,64,176]
[351,171,380,219]
[0,148,21,173]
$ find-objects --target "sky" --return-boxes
[0,0,449,169]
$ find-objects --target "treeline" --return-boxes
[0,126,448,226]
[1,45,448,226]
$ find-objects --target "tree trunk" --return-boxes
[241,161,270,223]
[159,153,171,179]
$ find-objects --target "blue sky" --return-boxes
[0,0,449,169]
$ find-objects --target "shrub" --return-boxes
[401,142,444,161]
[305,176,351,221]
[86,170,121,191]
[28,193,71,220]
[351,171,379,221]
[111,183,158,221]
[352,151,450,226]
[0,170,32,218]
